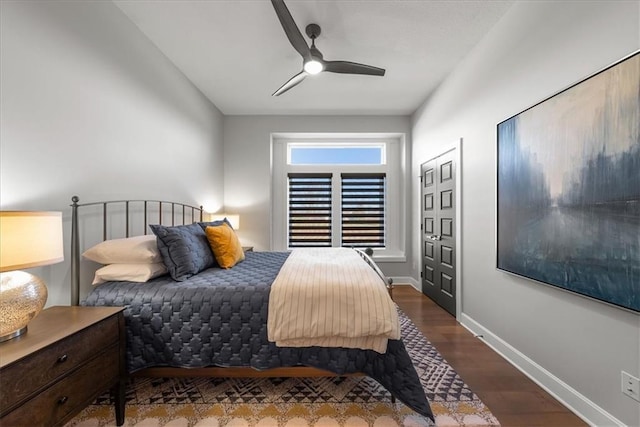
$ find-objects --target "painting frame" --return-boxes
[496,51,640,313]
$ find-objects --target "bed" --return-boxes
[71,196,433,422]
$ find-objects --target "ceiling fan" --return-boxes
[270,0,386,96]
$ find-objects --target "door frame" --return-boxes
[420,138,463,319]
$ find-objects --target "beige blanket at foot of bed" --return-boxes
[267,248,400,353]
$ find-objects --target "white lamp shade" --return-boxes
[0,211,64,272]
[209,214,240,230]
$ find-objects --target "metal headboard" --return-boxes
[354,248,394,298]
[70,195,204,305]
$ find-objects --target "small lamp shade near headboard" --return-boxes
[208,214,240,230]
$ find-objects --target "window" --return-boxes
[341,173,385,248]
[288,174,332,248]
[272,135,405,261]
[287,172,386,249]
[289,144,385,165]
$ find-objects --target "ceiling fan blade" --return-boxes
[273,71,308,96]
[270,0,310,60]
[324,61,386,76]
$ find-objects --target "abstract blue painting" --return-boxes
[497,52,639,313]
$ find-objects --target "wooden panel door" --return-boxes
[421,150,456,316]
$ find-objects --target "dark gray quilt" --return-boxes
[82,251,433,420]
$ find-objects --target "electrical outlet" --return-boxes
[621,371,640,402]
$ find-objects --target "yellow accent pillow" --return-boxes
[205,223,245,269]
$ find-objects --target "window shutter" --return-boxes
[288,173,332,247]
[341,173,386,248]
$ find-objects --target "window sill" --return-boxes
[371,252,406,263]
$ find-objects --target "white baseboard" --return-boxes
[389,276,420,291]
[460,313,625,427]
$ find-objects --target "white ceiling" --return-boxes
[114,0,514,116]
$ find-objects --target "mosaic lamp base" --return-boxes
[0,271,48,342]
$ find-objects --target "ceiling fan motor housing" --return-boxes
[305,23,321,39]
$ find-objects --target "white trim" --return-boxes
[389,276,420,290]
[455,139,463,319]
[460,313,627,427]
[270,139,287,251]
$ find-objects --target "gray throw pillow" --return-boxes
[149,223,216,281]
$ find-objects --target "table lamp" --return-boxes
[209,213,240,230]
[0,211,64,342]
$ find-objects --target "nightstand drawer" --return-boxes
[1,343,119,427]
[0,314,119,412]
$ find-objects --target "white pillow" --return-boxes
[83,235,161,264]
[92,263,168,285]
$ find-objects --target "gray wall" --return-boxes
[411,1,639,425]
[223,115,412,278]
[0,1,225,305]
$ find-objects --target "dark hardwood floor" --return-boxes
[393,285,588,427]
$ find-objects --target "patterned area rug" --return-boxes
[66,311,499,427]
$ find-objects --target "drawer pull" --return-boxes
[57,354,68,363]
[58,396,68,405]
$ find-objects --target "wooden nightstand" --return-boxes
[0,306,126,426]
